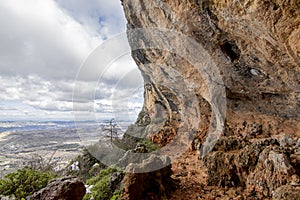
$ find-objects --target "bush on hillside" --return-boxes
[0,167,55,199]
[83,167,124,200]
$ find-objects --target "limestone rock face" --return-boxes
[122,0,300,198]
[30,177,86,200]
[122,0,300,167]
[123,0,300,123]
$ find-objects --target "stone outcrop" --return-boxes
[122,155,175,200]
[122,0,300,198]
[246,145,296,198]
[30,177,86,200]
[273,185,300,200]
[201,135,300,198]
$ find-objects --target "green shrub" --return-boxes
[84,167,124,200]
[110,191,121,200]
[0,167,55,199]
[141,138,160,152]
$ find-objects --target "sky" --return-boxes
[0,0,144,121]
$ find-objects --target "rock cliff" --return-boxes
[122,0,300,199]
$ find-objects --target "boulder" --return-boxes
[203,151,239,187]
[246,146,296,198]
[122,155,175,200]
[30,177,86,200]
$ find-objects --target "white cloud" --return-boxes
[0,0,144,121]
[0,0,102,80]
[54,0,127,38]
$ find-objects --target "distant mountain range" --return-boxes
[0,120,132,133]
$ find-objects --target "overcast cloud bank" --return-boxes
[0,0,143,121]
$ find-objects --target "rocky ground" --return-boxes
[170,134,300,200]
[120,128,299,199]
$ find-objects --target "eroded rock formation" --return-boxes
[122,0,300,199]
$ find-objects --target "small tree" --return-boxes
[103,119,118,141]
[27,151,58,172]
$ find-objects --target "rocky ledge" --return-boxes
[121,0,300,199]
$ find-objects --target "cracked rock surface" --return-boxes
[122,0,300,199]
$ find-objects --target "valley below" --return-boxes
[0,120,131,178]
